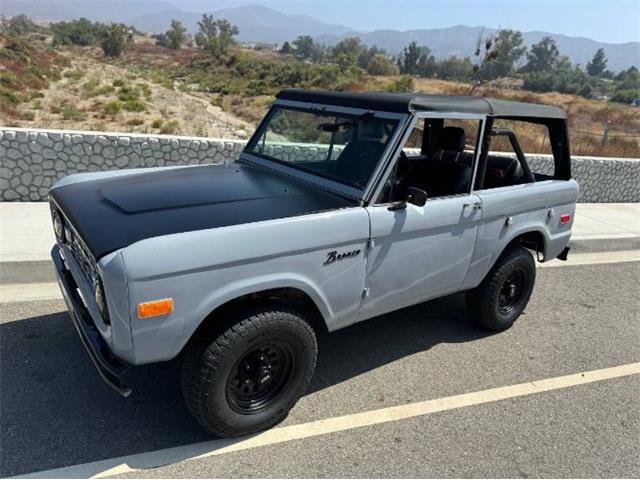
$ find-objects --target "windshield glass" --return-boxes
[246,107,399,189]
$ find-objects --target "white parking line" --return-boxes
[15,362,640,479]
[2,250,638,305]
[0,282,61,303]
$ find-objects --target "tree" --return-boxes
[157,20,187,49]
[357,45,382,70]
[330,37,361,67]
[366,54,396,75]
[51,18,103,46]
[469,29,525,93]
[279,41,294,55]
[100,23,130,57]
[195,14,238,57]
[398,41,422,74]
[481,29,525,80]
[522,36,559,72]
[292,35,323,62]
[416,46,436,77]
[2,14,38,37]
[586,48,607,77]
[436,56,474,80]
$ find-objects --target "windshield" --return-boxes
[246,107,399,189]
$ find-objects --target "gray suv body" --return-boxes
[50,89,578,436]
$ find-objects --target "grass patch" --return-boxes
[64,69,85,82]
[126,117,144,126]
[31,99,43,110]
[159,119,179,134]
[82,78,101,95]
[112,79,125,87]
[151,118,163,129]
[123,99,145,112]
[61,103,87,120]
[22,110,35,120]
[90,85,115,97]
[103,100,123,115]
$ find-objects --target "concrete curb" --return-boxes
[569,236,640,253]
[1,236,637,286]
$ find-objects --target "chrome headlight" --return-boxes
[52,209,65,242]
[94,278,110,324]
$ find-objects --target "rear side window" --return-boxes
[478,119,561,190]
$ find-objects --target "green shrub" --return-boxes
[385,75,414,93]
[61,104,87,120]
[90,85,115,97]
[126,117,144,126]
[610,89,640,104]
[82,78,101,93]
[22,110,35,120]
[151,118,164,128]
[103,100,123,115]
[0,71,19,89]
[0,87,21,105]
[113,79,125,87]
[31,99,43,110]
[159,119,180,134]
[117,86,140,102]
[210,94,223,107]
[123,99,145,112]
[64,69,85,82]
[137,83,152,98]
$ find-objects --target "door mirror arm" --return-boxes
[387,200,407,211]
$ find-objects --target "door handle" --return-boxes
[464,201,482,210]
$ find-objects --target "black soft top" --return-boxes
[276,89,567,120]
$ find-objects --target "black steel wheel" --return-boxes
[226,340,294,414]
[498,269,527,314]
[181,302,317,437]
[466,245,536,331]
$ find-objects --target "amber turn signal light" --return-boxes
[137,298,174,319]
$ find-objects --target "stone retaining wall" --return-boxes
[1,127,639,202]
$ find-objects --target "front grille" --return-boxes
[49,200,98,290]
[66,226,99,289]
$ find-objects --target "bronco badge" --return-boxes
[323,249,361,266]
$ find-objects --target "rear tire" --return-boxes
[181,302,318,437]
[466,245,536,331]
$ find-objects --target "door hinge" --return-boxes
[367,238,375,249]
[362,287,371,299]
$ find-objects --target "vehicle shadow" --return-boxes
[0,294,491,476]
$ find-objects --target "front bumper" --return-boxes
[52,245,131,396]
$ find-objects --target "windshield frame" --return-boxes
[241,99,410,202]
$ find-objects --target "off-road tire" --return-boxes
[181,302,318,437]
[466,245,536,331]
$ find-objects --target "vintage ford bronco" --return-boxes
[49,89,578,436]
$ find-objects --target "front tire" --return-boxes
[181,302,318,437]
[466,245,536,331]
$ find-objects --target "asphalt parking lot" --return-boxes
[1,257,639,478]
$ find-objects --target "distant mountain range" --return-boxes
[317,26,640,72]
[3,0,639,71]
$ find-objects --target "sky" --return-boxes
[175,0,640,44]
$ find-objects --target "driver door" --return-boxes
[361,115,484,318]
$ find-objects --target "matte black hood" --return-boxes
[50,163,354,259]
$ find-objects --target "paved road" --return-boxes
[1,258,639,478]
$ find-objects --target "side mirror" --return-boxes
[407,187,427,207]
[387,187,427,211]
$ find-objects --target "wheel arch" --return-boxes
[177,283,330,359]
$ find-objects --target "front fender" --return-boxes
[120,207,369,364]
